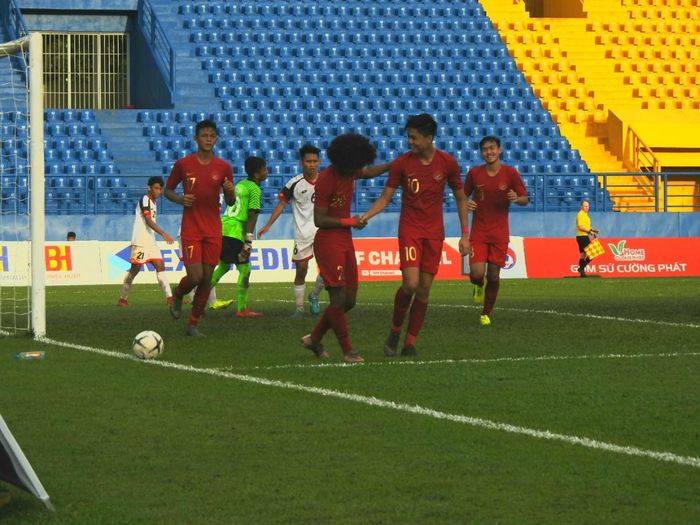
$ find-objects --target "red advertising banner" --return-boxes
[524,237,700,278]
[353,238,465,281]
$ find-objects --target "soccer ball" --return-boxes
[132,330,164,360]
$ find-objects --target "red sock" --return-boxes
[175,275,194,298]
[311,308,332,343]
[482,279,500,316]
[326,305,353,354]
[392,287,413,332]
[190,284,210,321]
[405,298,428,347]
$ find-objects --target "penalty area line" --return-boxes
[38,336,700,470]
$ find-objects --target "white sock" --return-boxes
[120,273,135,300]
[311,274,324,297]
[294,284,305,310]
[156,271,172,299]
[208,287,217,306]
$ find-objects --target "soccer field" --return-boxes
[2,278,699,524]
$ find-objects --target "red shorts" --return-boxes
[180,236,222,267]
[314,239,358,290]
[469,240,508,268]
[399,237,443,275]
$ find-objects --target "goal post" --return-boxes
[0,33,45,338]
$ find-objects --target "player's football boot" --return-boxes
[209,299,234,310]
[117,298,128,307]
[236,308,264,318]
[343,351,365,364]
[308,293,321,315]
[479,314,491,326]
[301,334,329,359]
[400,345,418,358]
[169,293,183,319]
[186,325,205,337]
[290,309,305,318]
[473,284,485,305]
[383,330,400,357]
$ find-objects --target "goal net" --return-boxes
[0,33,45,337]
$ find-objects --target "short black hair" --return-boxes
[299,143,321,159]
[66,231,76,239]
[244,156,266,178]
[195,119,218,136]
[479,136,501,149]
[405,113,438,138]
[326,133,376,173]
[148,176,164,187]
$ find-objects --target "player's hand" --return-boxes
[163,233,174,244]
[257,225,269,238]
[351,215,367,230]
[238,242,252,262]
[507,189,518,202]
[466,199,478,211]
[458,237,471,257]
[182,194,196,207]
[222,179,234,192]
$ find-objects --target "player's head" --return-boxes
[405,113,437,154]
[66,231,76,241]
[147,176,165,198]
[194,119,218,153]
[479,136,502,165]
[326,133,376,177]
[245,156,268,183]
[299,143,321,178]
[580,199,590,212]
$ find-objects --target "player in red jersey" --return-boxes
[362,114,470,358]
[464,136,528,326]
[301,133,390,364]
[165,119,235,336]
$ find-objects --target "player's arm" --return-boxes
[143,214,174,244]
[361,185,396,222]
[314,206,365,230]
[222,177,235,206]
[454,188,471,256]
[507,172,529,207]
[360,161,392,179]
[258,199,287,238]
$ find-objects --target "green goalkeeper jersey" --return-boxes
[221,179,261,240]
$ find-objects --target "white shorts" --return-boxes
[130,240,162,265]
[292,241,314,262]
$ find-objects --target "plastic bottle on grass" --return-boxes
[15,351,45,360]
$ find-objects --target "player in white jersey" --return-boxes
[118,176,175,306]
[258,144,326,317]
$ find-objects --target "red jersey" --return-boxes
[387,149,462,239]
[166,154,233,238]
[463,164,527,243]
[314,165,360,245]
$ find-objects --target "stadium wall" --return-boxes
[17,0,137,10]
[4,211,694,243]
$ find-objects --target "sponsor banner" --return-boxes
[524,237,700,278]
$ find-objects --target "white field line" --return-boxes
[218,351,700,372]
[37,336,700,470]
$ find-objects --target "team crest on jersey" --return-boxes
[433,172,444,182]
[498,183,508,191]
[330,195,346,207]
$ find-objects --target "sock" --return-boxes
[211,261,230,287]
[156,271,171,299]
[189,284,210,326]
[120,272,135,300]
[471,277,485,287]
[326,305,353,354]
[582,257,591,270]
[405,298,428,348]
[175,275,195,298]
[294,284,305,310]
[482,279,500,316]
[391,287,413,332]
[310,308,332,342]
[236,263,251,311]
[311,274,325,297]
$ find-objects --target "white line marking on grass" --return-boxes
[218,351,700,372]
[38,336,700,470]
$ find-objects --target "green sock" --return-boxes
[211,261,230,287]
[236,263,251,310]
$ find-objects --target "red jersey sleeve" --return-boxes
[314,168,333,208]
[510,168,528,197]
[463,169,475,197]
[386,154,406,189]
[445,154,463,192]
[166,160,184,190]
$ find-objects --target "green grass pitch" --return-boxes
[2,277,699,524]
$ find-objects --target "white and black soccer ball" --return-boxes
[132,330,164,360]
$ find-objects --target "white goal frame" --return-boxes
[0,33,45,337]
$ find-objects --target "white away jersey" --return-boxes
[131,194,158,246]
[279,174,317,246]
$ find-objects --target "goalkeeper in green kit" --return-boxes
[210,156,267,317]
